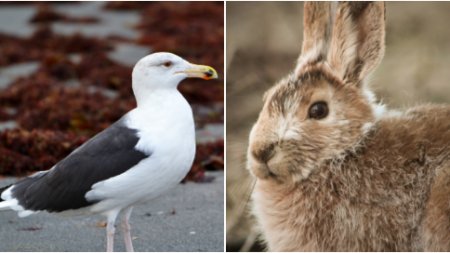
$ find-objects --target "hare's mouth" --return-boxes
[248,155,278,180]
[263,163,278,178]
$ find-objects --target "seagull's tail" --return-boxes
[0,184,14,211]
[0,184,37,217]
[0,184,12,202]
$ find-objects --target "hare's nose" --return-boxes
[251,143,276,164]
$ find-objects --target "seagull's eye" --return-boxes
[163,61,172,67]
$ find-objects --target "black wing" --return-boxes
[10,115,150,213]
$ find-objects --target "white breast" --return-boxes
[86,90,196,214]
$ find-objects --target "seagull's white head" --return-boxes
[132,52,218,90]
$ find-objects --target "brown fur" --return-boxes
[250,69,374,183]
[253,105,450,251]
[423,163,450,251]
[299,2,337,66]
[327,1,385,83]
[247,1,450,251]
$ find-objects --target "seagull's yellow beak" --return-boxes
[183,64,218,80]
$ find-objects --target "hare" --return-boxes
[247,1,450,251]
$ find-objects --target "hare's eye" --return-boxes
[163,61,172,67]
[308,102,328,120]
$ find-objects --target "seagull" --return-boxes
[0,52,218,252]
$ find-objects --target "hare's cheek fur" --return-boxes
[248,76,375,184]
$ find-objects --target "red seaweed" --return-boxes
[0,26,112,67]
[0,2,223,182]
[183,139,224,182]
[30,5,99,24]
[103,1,153,10]
[0,128,89,175]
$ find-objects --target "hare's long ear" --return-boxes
[328,1,386,84]
[296,2,338,73]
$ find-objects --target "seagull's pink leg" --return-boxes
[106,210,120,252]
[121,206,134,252]
[106,222,115,252]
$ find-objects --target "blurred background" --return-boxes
[226,2,450,251]
[0,1,224,182]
